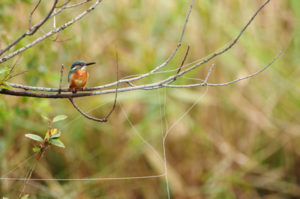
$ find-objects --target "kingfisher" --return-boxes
[68,61,96,93]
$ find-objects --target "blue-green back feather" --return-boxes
[68,61,85,82]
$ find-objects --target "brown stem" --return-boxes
[173,46,190,81]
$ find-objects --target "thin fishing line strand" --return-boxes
[161,86,209,198]
[182,76,205,81]
[163,87,169,134]
[161,87,171,199]
[164,86,209,140]
[157,86,171,199]
[0,174,166,181]
[158,90,165,138]
[119,103,164,163]
[163,138,170,199]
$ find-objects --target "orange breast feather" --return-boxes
[69,69,88,88]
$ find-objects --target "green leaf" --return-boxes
[50,132,61,139]
[52,115,67,123]
[32,146,41,152]
[25,134,43,142]
[49,139,65,148]
[41,115,50,121]
[20,194,29,199]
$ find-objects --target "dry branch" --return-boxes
[0,0,280,111]
[2,0,273,95]
[0,50,282,99]
[0,0,104,64]
[0,0,58,57]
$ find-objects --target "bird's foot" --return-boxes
[72,88,76,93]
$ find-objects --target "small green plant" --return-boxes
[18,115,67,198]
[25,114,67,160]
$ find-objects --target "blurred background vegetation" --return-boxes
[0,0,300,198]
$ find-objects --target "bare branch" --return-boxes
[0,0,278,104]
[163,51,282,88]
[68,98,109,122]
[1,55,22,83]
[0,0,104,64]
[8,71,28,80]
[0,51,282,98]
[0,0,58,57]
[29,0,42,28]
[5,0,270,92]
[64,0,196,89]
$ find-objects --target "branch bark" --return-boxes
[0,50,282,98]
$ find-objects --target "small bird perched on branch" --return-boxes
[68,61,95,93]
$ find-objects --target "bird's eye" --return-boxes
[80,63,84,66]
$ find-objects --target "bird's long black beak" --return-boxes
[85,62,96,66]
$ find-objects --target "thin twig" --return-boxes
[4,55,22,81]
[55,0,70,8]
[203,63,215,85]
[18,160,38,199]
[0,50,282,98]
[65,0,91,9]
[0,0,58,57]
[8,71,28,80]
[0,0,277,99]
[4,0,271,91]
[58,64,64,94]
[0,0,104,63]
[163,51,282,88]
[29,0,42,28]
[173,46,190,81]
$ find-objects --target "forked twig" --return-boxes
[0,0,58,57]
[3,0,272,92]
[68,53,119,122]
[0,0,279,100]
[0,51,282,98]
[29,0,42,28]
[163,51,282,88]
[55,0,70,8]
[0,0,104,63]
[203,63,215,85]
